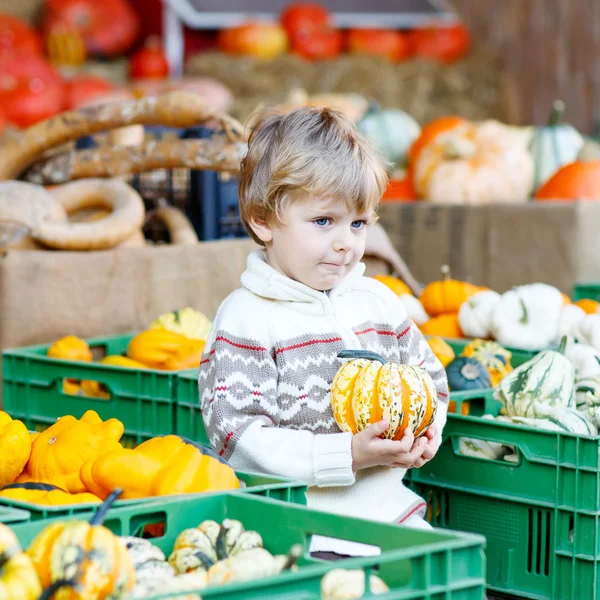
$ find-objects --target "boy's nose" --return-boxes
[333,238,350,253]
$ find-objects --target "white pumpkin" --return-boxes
[529,100,584,191]
[491,284,563,350]
[556,304,586,343]
[458,290,501,338]
[399,294,429,326]
[570,315,600,352]
[321,568,389,600]
[565,341,600,381]
[358,108,421,167]
[413,120,534,205]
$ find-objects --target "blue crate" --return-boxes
[75,126,248,242]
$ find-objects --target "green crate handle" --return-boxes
[443,413,599,463]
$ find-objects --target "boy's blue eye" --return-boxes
[351,220,366,229]
[314,218,330,226]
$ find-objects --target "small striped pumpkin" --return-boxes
[331,350,437,439]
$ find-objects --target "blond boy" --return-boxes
[199,107,449,558]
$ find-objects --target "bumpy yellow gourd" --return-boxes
[80,435,240,500]
[0,412,31,488]
[128,329,205,370]
[331,350,437,439]
[24,410,124,494]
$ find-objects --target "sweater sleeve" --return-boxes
[199,294,355,488]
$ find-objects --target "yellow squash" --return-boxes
[0,523,42,599]
[47,336,93,361]
[24,410,124,494]
[331,350,437,440]
[0,412,31,488]
[80,435,240,500]
[151,307,212,341]
[426,337,455,368]
[0,482,101,506]
[128,329,206,370]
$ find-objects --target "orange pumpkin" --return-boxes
[534,161,600,201]
[373,274,412,296]
[407,23,471,64]
[128,36,169,80]
[420,313,463,338]
[575,298,599,314]
[347,29,409,62]
[408,116,466,170]
[412,120,534,204]
[218,22,288,59]
[381,173,417,202]
[419,266,479,316]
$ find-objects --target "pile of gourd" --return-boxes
[0,509,388,599]
[457,339,600,462]
[374,269,594,352]
[48,307,211,398]
[374,98,600,205]
[0,409,239,506]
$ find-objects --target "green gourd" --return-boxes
[358,107,420,167]
[529,100,584,191]
[446,357,491,392]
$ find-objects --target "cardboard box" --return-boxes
[378,202,600,293]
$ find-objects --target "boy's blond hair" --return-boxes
[238,106,389,244]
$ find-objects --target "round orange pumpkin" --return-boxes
[419,266,479,316]
[534,161,600,201]
[412,120,535,204]
[420,313,463,338]
[408,116,466,170]
[331,350,437,439]
[373,274,412,296]
[381,173,417,202]
[575,298,599,314]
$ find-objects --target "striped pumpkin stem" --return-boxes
[337,350,387,364]
[557,336,567,355]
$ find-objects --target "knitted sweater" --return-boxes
[199,250,449,555]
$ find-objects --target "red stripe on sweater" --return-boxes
[219,431,234,456]
[438,392,448,398]
[397,325,410,338]
[275,337,342,355]
[355,327,396,336]
[398,502,427,523]
[216,336,267,352]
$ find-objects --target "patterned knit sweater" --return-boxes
[199,250,449,555]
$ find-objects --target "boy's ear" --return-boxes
[248,218,273,243]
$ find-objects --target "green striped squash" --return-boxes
[494,337,574,417]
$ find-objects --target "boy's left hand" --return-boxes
[411,424,440,468]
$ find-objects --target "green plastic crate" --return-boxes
[11,493,486,600]
[0,505,31,524]
[1,333,195,447]
[175,368,208,445]
[572,282,600,302]
[0,470,307,522]
[408,389,600,600]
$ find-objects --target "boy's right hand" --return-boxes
[351,420,428,471]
